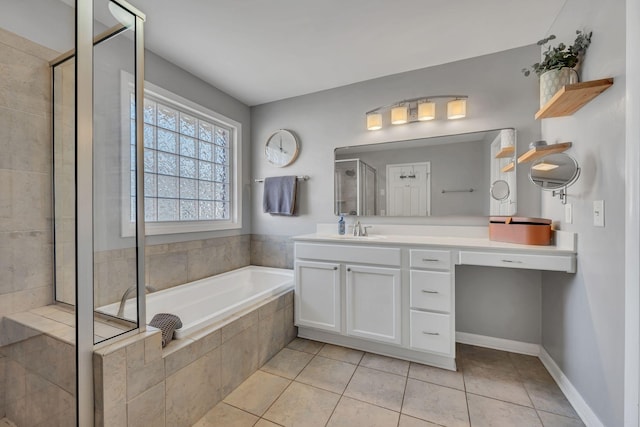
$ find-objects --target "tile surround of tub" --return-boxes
[93,234,251,307]
[94,289,296,427]
[251,234,294,269]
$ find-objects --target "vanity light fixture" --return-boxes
[365,95,468,130]
[532,162,560,171]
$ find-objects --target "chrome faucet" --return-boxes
[117,285,156,317]
[351,220,373,237]
[352,220,363,236]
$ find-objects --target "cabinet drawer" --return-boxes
[409,310,452,355]
[410,249,451,270]
[296,243,401,266]
[459,251,576,273]
[410,270,452,313]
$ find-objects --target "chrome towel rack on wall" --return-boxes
[441,188,474,194]
[254,175,310,183]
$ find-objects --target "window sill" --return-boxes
[123,220,241,237]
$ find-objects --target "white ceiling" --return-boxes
[130,0,566,106]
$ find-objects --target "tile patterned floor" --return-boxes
[193,339,584,427]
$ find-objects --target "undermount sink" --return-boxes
[323,234,386,241]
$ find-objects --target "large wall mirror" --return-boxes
[334,128,517,217]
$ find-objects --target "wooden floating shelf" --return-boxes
[495,146,515,159]
[535,78,613,120]
[518,142,572,164]
[501,162,515,173]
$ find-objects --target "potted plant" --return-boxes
[522,30,592,107]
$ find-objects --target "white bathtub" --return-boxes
[97,266,294,338]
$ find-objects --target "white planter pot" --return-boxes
[539,68,579,107]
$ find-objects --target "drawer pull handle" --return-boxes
[333,266,338,270]
[422,331,440,336]
[347,268,351,272]
[501,259,523,264]
[422,258,440,262]
[421,290,439,294]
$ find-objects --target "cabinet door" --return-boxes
[295,260,341,333]
[346,264,401,345]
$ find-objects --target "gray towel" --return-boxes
[263,176,298,215]
[149,313,182,347]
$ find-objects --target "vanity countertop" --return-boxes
[293,225,576,255]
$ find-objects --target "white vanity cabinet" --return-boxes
[293,228,577,371]
[294,241,457,370]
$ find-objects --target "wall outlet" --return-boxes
[593,200,605,227]
[565,203,573,224]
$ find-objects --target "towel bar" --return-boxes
[441,188,474,194]
[255,175,310,183]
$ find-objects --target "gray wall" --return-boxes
[456,266,541,344]
[251,45,541,237]
[539,0,626,426]
[251,46,544,345]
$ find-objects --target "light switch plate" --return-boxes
[593,200,605,227]
[565,203,573,224]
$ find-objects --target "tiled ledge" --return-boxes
[1,305,131,346]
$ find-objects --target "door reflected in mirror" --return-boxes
[334,128,517,217]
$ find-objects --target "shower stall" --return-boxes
[1,1,146,425]
[334,159,377,216]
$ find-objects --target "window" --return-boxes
[122,73,242,235]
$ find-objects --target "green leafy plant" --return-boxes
[522,30,592,77]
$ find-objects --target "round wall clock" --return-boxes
[265,129,300,167]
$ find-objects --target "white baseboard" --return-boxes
[539,347,605,427]
[455,332,540,356]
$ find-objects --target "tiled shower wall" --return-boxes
[0,29,55,320]
[0,318,75,426]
